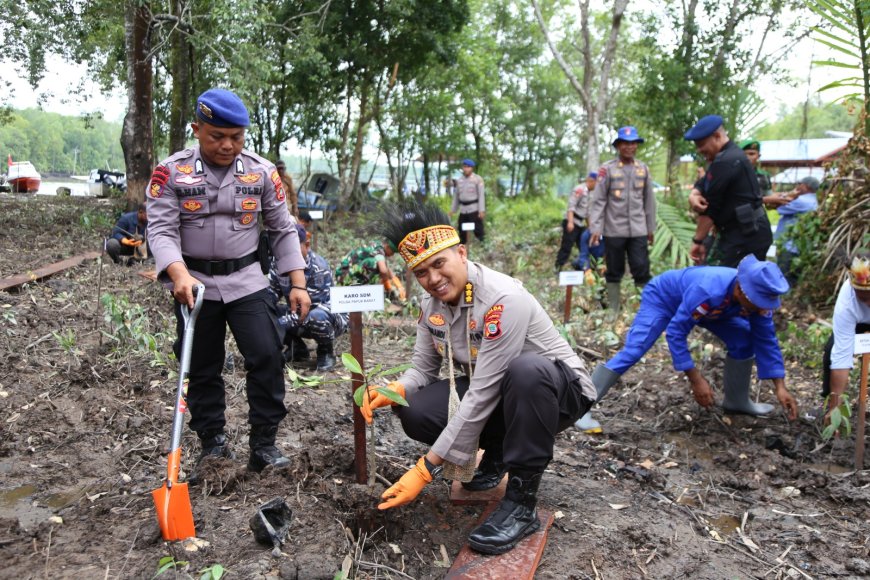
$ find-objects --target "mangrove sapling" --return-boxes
[821,394,852,441]
[344,353,410,486]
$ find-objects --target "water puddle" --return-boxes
[709,514,741,535]
[0,485,36,506]
[0,484,53,530]
[663,433,715,463]
[807,462,852,474]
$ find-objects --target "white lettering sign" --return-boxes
[330,285,385,314]
[309,210,324,220]
[461,222,476,231]
[559,271,583,286]
[856,334,870,355]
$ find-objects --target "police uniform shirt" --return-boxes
[649,266,784,379]
[566,184,590,227]
[397,262,596,466]
[830,282,870,370]
[696,141,763,230]
[588,158,656,238]
[450,173,485,214]
[147,145,305,303]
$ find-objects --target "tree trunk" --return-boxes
[168,0,191,153]
[121,0,154,208]
[346,80,371,209]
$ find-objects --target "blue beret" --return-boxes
[612,126,644,146]
[295,223,309,243]
[587,171,598,179]
[684,115,723,141]
[196,89,250,128]
[462,158,475,167]
[736,255,789,310]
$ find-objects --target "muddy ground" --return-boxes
[0,194,868,579]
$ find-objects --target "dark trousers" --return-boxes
[555,220,584,267]
[173,288,287,434]
[821,323,870,397]
[604,236,651,285]
[394,353,592,471]
[458,212,485,243]
[711,227,771,268]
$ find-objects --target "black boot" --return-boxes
[248,425,291,473]
[189,430,235,485]
[467,470,543,555]
[283,336,309,364]
[461,450,507,491]
[315,342,336,372]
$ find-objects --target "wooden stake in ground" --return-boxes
[309,210,324,252]
[558,271,583,324]
[856,351,869,470]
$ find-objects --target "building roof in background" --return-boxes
[771,166,827,185]
[758,138,848,167]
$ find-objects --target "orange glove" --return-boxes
[121,237,137,247]
[360,381,405,425]
[391,276,406,301]
[378,456,432,510]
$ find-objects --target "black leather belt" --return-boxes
[459,199,477,205]
[183,251,258,276]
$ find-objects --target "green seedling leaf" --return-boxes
[353,385,367,408]
[375,386,409,407]
[341,353,363,374]
[378,363,413,376]
[830,408,842,431]
[368,363,383,377]
[199,564,224,580]
[821,424,835,440]
[286,368,300,382]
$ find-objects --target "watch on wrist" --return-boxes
[692,237,705,245]
[423,457,443,479]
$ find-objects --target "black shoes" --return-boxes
[189,431,235,485]
[247,425,291,473]
[283,336,310,364]
[461,451,507,491]
[315,342,336,372]
[467,471,542,555]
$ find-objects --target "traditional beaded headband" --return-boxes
[397,225,460,268]
[850,256,870,290]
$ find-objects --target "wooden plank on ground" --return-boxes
[449,476,507,506]
[446,507,554,580]
[0,251,101,292]
[138,270,158,282]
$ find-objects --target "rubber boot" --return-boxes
[315,342,336,372]
[284,336,309,364]
[606,282,621,313]
[722,356,774,416]
[467,470,543,555]
[461,449,507,491]
[575,365,621,433]
[189,430,235,485]
[248,425,291,472]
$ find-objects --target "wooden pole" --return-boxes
[563,285,573,324]
[349,311,367,484]
[856,352,869,470]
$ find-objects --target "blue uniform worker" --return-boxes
[576,255,799,432]
[269,224,348,371]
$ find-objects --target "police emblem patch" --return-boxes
[241,197,258,211]
[198,102,213,119]
[182,200,203,212]
[238,173,261,184]
[483,304,504,340]
[428,314,445,326]
[240,213,255,225]
[270,170,285,201]
[468,319,477,330]
[176,164,194,175]
[176,174,204,186]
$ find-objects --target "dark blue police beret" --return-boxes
[462,158,476,167]
[195,89,250,128]
[684,115,723,141]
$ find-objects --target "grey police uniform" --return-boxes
[588,158,656,285]
[147,145,305,434]
[451,173,486,243]
[394,262,596,470]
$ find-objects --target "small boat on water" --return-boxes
[6,155,41,193]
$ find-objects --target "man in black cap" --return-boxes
[147,88,311,481]
[684,115,772,267]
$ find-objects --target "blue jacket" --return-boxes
[111,211,147,241]
[646,266,784,379]
[775,193,817,253]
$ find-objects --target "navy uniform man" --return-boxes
[269,224,348,372]
[107,203,148,264]
[147,88,311,479]
[685,115,772,267]
[361,200,596,555]
[588,126,657,310]
[450,158,486,244]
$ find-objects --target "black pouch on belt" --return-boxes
[734,203,759,236]
[258,231,272,274]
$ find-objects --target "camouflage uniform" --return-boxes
[334,242,386,286]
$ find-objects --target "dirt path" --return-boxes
[1,195,868,579]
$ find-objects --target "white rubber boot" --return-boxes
[575,365,621,433]
[722,356,774,416]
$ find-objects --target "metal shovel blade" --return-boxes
[152,481,196,541]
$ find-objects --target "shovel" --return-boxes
[152,284,205,541]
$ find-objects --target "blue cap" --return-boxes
[736,255,789,310]
[612,126,644,146]
[684,115,723,141]
[295,223,309,243]
[195,89,250,128]
[587,171,598,179]
[462,158,475,167]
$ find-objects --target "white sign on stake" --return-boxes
[559,271,583,286]
[330,285,385,314]
[309,210,324,220]
[461,222,476,231]
[855,334,870,355]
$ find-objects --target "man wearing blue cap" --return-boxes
[147,88,311,480]
[684,115,772,267]
[575,255,799,432]
[451,159,486,244]
[555,172,597,273]
[588,126,657,311]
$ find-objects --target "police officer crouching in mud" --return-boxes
[360,200,596,555]
[147,88,311,481]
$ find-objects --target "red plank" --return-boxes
[446,507,554,580]
[138,270,158,282]
[0,251,101,291]
[449,476,507,505]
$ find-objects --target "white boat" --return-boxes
[5,155,41,193]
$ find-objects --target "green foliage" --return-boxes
[1,305,17,334]
[153,556,189,578]
[342,353,411,408]
[755,100,856,140]
[152,556,224,580]
[79,210,114,233]
[777,321,832,367]
[100,293,169,366]
[821,394,852,440]
[650,195,695,272]
[52,328,78,354]
[198,564,225,580]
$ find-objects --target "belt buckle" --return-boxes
[209,260,228,276]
